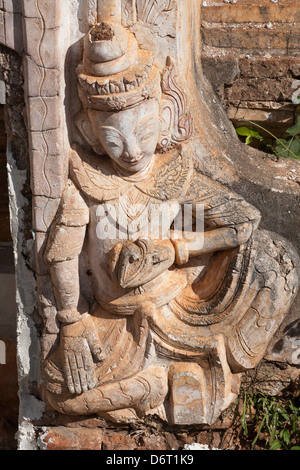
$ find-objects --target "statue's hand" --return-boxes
[109,239,176,289]
[60,314,105,395]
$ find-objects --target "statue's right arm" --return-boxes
[44,179,104,395]
[44,179,89,317]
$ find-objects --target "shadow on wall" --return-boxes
[0,242,18,451]
[0,99,18,450]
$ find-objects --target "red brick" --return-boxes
[202,4,300,24]
[202,0,296,6]
[101,433,137,451]
[41,427,104,451]
[202,24,300,51]
[239,57,300,79]
[41,427,140,451]
[225,77,296,102]
[137,434,167,451]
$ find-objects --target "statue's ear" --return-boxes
[75,111,106,155]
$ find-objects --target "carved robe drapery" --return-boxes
[43,143,299,424]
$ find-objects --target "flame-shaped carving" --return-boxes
[136,0,175,25]
[122,0,137,26]
[159,57,194,149]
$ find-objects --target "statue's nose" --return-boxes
[123,139,143,161]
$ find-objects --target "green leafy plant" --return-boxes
[239,391,300,450]
[236,116,300,161]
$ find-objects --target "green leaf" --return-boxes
[274,139,300,160]
[236,127,252,137]
[286,116,300,137]
[252,415,267,449]
[275,138,289,151]
[291,446,300,450]
[249,130,264,141]
[278,409,290,423]
[280,429,291,446]
[270,440,282,451]
[236,127,264,144]
[289,138,300,157]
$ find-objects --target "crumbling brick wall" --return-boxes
[201,0,300,138]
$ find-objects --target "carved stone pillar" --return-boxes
[0,0,299,450]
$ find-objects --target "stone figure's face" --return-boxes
[88,99,160,173]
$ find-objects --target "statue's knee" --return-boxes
[226,231,299,372]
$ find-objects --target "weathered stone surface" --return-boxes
[238,57,300,80]
[169,363,207,425]
[37,424,231,451]
[202,4,300,24]
[40,427,104,451]
[38,0,299,432]
[225,77,296,103]
[201,1,300,136]
[202,24,300,52]
[1,0,299,451]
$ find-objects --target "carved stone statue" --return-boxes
[42,4,299,425]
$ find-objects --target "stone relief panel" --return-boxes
[0,0,299,451]
[122,0,137,27]
[20,1,68,357]
[136,0,175,25]
[36,1,299,426]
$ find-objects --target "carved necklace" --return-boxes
[112,155,155,183]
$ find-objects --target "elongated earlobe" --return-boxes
[75,111,106,155]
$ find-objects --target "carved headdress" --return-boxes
[76,3,193,149]
[77,21,161,112]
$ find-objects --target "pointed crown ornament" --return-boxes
[77,21,161,111]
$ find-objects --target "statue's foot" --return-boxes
[98,408,140,424]
[45,365,169,419]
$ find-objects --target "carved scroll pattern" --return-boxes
[122,0,137,26]
[86,1,175,32]
[159,57,194,149]
[136,0,175,24]
[87,1,137,27]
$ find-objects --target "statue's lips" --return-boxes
[121,155,145,166]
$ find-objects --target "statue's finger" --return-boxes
[87,330,106,362]
[68,353,82,395]
[76,352,89,393]
[81,347,96,390]
[63,355,75,395]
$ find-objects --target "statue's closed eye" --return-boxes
[98,126,124,150]
[135,117,157,142]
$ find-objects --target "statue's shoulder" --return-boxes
[135,146,194,202]
[137,145,222,204]
[69,145,125,203]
